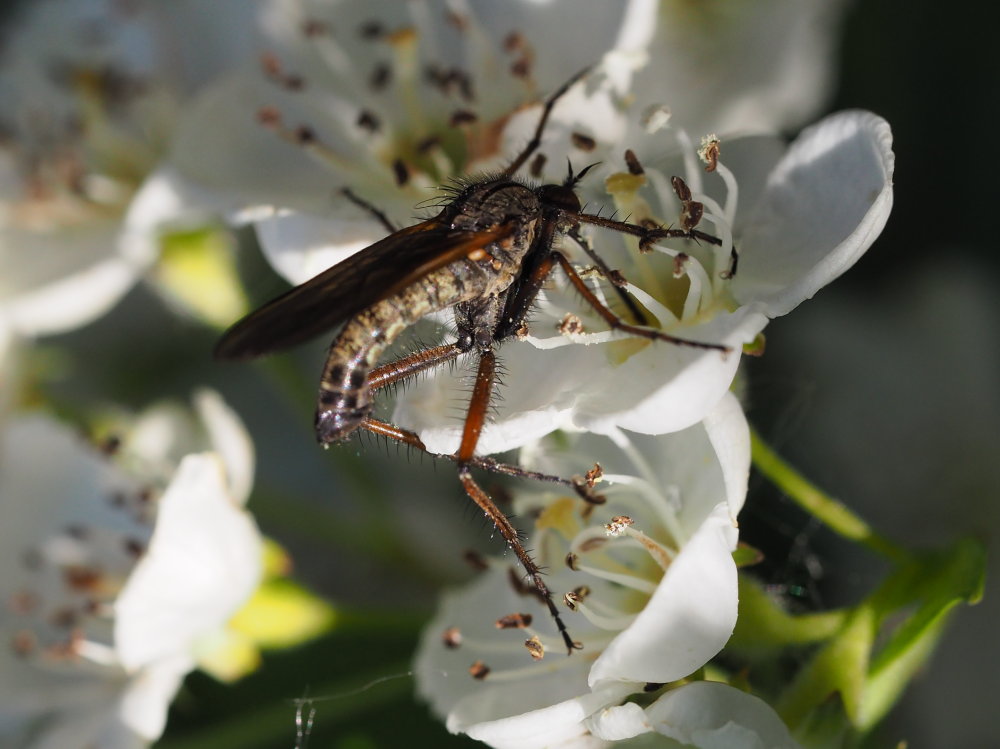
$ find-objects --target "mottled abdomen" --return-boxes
[315,262,487,444]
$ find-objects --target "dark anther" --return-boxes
[625,149,644,175]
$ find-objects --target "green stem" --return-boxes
[749,427,908,563]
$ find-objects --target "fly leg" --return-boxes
[455,348,580,655]
[494,241,729,352]
[550,252,731,352]
[359,345,604,498]
[341,186,399,233]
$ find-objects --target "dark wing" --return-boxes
[215,219,515,359]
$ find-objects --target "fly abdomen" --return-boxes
[315,262,490,444]
[315,343,374,444]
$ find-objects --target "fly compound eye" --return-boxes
[536,184,581,213]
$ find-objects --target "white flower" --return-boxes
[636,0,852,136]
[588,680,800,748]
[415,393,782,748]
[155,2,892,460]
[0,395,261,748]
[161,0,656,280]
[398,109,894,453]
[0,0,264,339]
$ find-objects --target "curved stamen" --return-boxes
[622,283,679,326]
[573,600,638,630]
[622,526,675,570]
[467,652,581,683]
[714,161,739,228]
[571,559,658,595]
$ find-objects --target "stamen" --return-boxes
[571,132,597,152]
[641,104,672,133]
[572,598,638,631]
[524,330,633,350]
[496,613,533,630]
[604,475,682,515]
[530,152,547,178]
[463,549,490,571]
[625,149,644,175]
[603,428,687,543]
[255,109,355,172]
[558,314,585,336]
[622,283,679,327]
[714,160,740,229]
[675,254,711,319]
[453,625,567,657]
[698,134,721,173]
[386,27,425,131]
[525,636,545,660]
[622,526,675,570]
[604,515,634,536]
[304,22,359,86]
[74,638,118,667]
[442,627,462,648]
[569,558,658,595]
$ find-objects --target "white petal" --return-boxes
[168,72,350,217]
[0,221,148,337]
[701,392,751,520]
[254,210,384,285]
[731,111,895,316]
[116,653,191,741]
[401,305,766,455]
[396,342,596,455]
[0,416,142,566]
[460,684,629,749]
[416,569,592,722]
[636,0,849,135]
[644,681,800,749]
[114,454,262,671]
[193,389,256,506]
[578,307,766,437]
[415,565,633,748]
[588,503,738,687]
[586,701,650,741]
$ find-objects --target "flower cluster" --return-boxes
[0,0,902,747]
[150,2,892,746]
[0,393,262,747]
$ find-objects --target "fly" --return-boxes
[216,70,729,655]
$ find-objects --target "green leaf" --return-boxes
[730,575,847,652]
[857,538,986,729]
[777,604,877,727]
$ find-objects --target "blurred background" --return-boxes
[744,1,998,746]
[1,0,996,747]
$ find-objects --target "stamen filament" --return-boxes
[623,526,675,570]
[525,330,626,349]
[603,429,688,543]
[601,481,684,550]
[471,653,580,682]
[76,639,119,667]
[699,210,735,290]
[574,600,638,630]
[623,283,679,326]
[573,561,658,594]
[391,29,426,134]
[674,129,704,195]
[714,161,739,228]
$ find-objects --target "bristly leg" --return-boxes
[358,345,583,653]
[455,350,579,654]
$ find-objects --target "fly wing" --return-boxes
[215,219,515,359]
